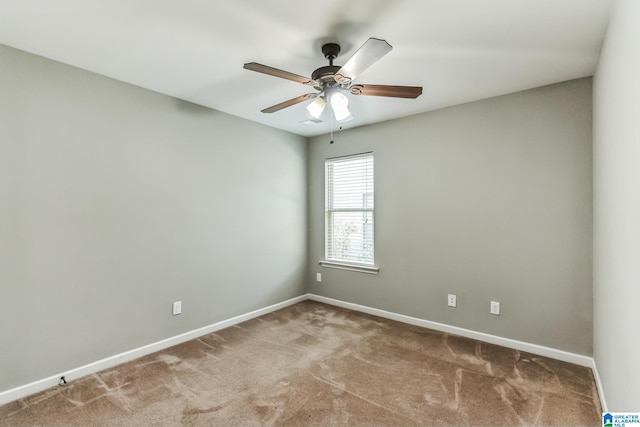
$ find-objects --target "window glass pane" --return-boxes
[326,211,374,264]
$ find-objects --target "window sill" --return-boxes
[318,260,379,274]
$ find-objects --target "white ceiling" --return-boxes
[0,0,611,137]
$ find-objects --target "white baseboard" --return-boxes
[590,358,608,412]
[308,294,594,368]
[1,293,607,410]
[0,294,308,406]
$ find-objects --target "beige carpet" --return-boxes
[1,301,601,426]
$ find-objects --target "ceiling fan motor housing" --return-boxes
[311,65,341,85]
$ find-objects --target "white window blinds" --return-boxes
[325,153,374,265]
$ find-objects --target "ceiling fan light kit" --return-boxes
[328,90,352,122]
[306,97,326,119]
[243,37,422,125]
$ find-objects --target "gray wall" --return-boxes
[0,39,599,399]
[593,0,640,411]
[308,79,593,355]
[0,45,307,392]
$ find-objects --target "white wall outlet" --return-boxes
[316,273,322,283]
[172,301,182,316]
[490,301,500,315]
[447,294,457,308]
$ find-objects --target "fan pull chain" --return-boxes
[329,99,335,144]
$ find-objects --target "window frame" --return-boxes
[320,152,379,274]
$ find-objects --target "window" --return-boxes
[322,153,377,273]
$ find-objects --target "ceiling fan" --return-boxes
[243,38,422,122]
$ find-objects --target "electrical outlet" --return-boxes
[490,301,500,315]
[316,273,322,282]
[447,294,457,308]
[172,301,182,315]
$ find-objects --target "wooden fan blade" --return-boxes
[244,62,318,87]
[350,84,422,99]
[334,38,392,84]
[261,93,318,113]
